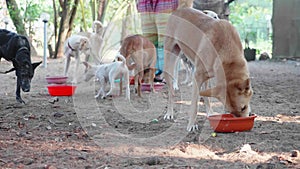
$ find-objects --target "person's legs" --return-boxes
[155,13,170,76]
[140,13,158,46]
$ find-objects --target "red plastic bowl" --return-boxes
[141,83,165,92]
[129,76,145,85]
[208,114,257,133]
[47,85,77,96]
[46,76,68,84]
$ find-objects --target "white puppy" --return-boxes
[64,34,91,83]
[83,54,130,100]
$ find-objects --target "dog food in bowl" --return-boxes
[47,85,77,96]
[46,76,68,84]
[141,83,164,92]
[208,114,257,133]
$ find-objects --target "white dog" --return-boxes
[83,54,130,100]
[64,34,91,83]
[78,20,104,64]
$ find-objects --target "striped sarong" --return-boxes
[137,0,178,72]
[137,0,178,47]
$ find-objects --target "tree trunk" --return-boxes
[54,0,79,59]
[51,0,58,58]
[97,0,107,22]
[68,0,80,37]
[90,0,96,21]
[80,0,88,32]
[6,0,38,57]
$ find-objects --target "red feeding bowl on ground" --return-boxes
[130,76,135,85]
[46,76,68,84]
[141,83,165,92]
[129,76,145,85]
[208,114,257,133]
[47,85,77,96]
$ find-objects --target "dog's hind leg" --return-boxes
[149,68,156,93]
[95,78,106,99]
[106,71,118,97]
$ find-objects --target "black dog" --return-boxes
[0,29,42,103]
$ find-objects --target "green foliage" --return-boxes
[229,0,272,55]
[23,2,41,22]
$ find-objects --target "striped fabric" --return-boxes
[137,0,178,71]
[137,0,178,13]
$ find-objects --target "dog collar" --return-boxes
[68,42,75,51]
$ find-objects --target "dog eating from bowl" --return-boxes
[82,53,131,100]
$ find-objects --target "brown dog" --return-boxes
[163,8,253,131]
[119,34,157,97]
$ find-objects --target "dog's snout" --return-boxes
[23,88,30,92]
[21,79,31,92]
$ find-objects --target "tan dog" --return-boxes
[119,34,157,97]
[163,8,253,131]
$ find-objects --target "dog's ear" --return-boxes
[4,67,16,74]
[234,78,251,94]
[234,78,251,91]
[32,61,42,71]
[79,38,88,50]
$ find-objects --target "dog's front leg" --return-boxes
[16,78,25,104]
[106,74,117,97]
[64,55,71,76]
[123,71,130,100]
[73,51,81,83]
[173,57,180,90]
[163,49,177,120]
[187,81,200,131]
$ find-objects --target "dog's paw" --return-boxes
[16,97,25,104]
[173,84,179,91]
[186,124,198,132]
[163,113,174,120]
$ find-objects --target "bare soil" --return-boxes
[0,57,299,169]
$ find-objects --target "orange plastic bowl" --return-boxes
[46,76,68,84]
[208,114,257,133]
[141,83,165,92]
[47,85,77,96]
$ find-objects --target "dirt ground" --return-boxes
[0,56,299,169]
